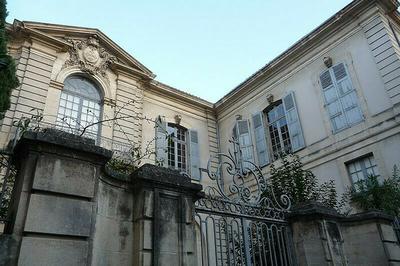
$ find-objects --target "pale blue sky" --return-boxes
[8,0,352,102]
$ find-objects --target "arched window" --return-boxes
[56,75,102,141]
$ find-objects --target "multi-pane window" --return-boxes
[267,103,291,160]
[320,63,363,132]
[167,124,187,172]
[346,155,379,184]
[56,76,102,141]
[155,117,200,180]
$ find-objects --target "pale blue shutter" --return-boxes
[236,120,254,170]
[332,63,363,126]
[252,112,269,166]
[189,130,200,180]
[320,69,347,132]
[283,92,305,152]
[155,116,167,166]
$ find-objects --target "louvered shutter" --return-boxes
[189,130,201,180]
[236,119,254,170]
[332,63,363,125]
[252,112,269,166]
[155,116,167,166]
[320,68,347,132]
[282,92,305,152]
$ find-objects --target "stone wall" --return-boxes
[0,130,202,266]
[288,203,400,266]
[1,130,400,265]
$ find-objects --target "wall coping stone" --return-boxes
[342,210,394,224]
[287,202,342,221]
[131,164,204,198]
[13,129,113,162]
[288,202,394,224]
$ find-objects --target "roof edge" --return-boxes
[214,0,399,108]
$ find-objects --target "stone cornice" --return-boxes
[214,0,400,111]
[8,20,155,80]
[148,80,214,110]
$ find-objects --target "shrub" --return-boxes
[264,154,342,210]
[345,166,400,216]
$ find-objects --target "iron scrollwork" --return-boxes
[197,138,291,221]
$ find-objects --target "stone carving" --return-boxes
[63,35,116,77]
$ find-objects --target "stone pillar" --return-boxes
[2,130,112,266]
[131,164,203,266]
[288,203,400,266]
[341,211,400,265]
[288,203,347,266]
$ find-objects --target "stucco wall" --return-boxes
[215,7,400,195]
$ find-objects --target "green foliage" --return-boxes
[346,166,400,216]
[265,154,341,209]
[0,0,19,119]
[107,146,143,175]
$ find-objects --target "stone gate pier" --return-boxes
[0,130,202,266]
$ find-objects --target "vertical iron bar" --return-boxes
[260,223,268,266]
[250,222,256,265]
[256,224,263,265]
[279,226,289,266]
[241,218,252,266]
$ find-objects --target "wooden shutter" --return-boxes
[320,68,346,132]
[236,119,254,169]
[155,116,167,166]
[282,91,305,152]
[252,112,269,166]
[189,130,201,180]
[332,63,363,125]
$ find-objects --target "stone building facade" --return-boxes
[4,0,400,195]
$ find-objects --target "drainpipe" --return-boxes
[215,111,224,191]
[388,18,400,48]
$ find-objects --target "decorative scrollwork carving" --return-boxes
[197,138,291,220]
[63,35,116,77]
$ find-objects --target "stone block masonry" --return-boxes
[0,129,203,266]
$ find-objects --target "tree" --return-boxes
[264,154,341,210]
[345,166,400,216]
[0,0,19,119]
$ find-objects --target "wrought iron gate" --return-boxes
[393,216,400,243]
[195,141,295,266]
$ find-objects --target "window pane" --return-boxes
[64,76,101,101]
[268,103,292,160]
[347,155,379,185]
[167,124,187,172]
[269,123,281,159]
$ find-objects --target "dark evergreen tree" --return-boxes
[0,0,19,119]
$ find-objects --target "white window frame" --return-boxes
[346,154,380,185]
[265,102,292,160]
[56,76,102,143]
[167,123,188,172]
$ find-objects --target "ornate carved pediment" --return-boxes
[63,35,116,77]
